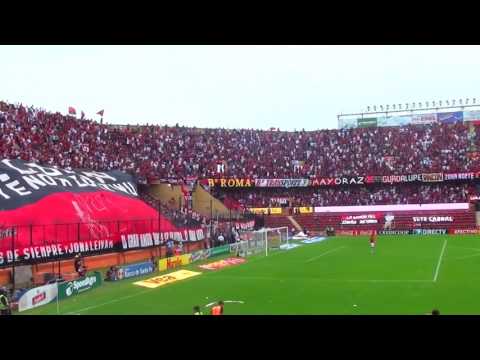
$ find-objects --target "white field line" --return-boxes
[66,248,295,315]
[455,252,480,261]
[433,239,448,282]
[211,275,431,283]
[64,289,154,315]
[449,246,480,252]
[305,246,346,263]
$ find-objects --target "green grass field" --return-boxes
[22,234,480,315]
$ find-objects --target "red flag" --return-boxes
[96,109,104,116]
[68,107,76,115]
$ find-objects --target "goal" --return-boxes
[230,227,290,257]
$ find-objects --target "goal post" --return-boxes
[231,227,290,257]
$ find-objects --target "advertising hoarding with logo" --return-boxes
[115,261,154,281]
[57,272,102,300]
[357,117,377,128]
[438,112,463,124]
[18,283,58,312]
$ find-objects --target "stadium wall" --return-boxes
[148,183,185,208]
[0,240,207,286]
[192,184,232,218]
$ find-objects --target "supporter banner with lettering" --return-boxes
[201,178,253,188]
[0,159,181,267]
[444,172,475,181]
[270,197,290,205]
[438,112,463,124]
[311,176,365,186]
[201,172,478,190]
[412,216,454,223]
[248,207,282,215]
[298,207,313,214]
[255,179,309,188]
[380,173,444,184]
[411,113,438,125]
[341,214,380,225]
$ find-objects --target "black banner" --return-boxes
[0,159,137,211]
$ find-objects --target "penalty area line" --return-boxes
[305,246,346,263]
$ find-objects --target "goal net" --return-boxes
[230,227,289,257]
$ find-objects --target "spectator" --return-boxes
[217,233,225,246]
[1,101,477,184]
[74,254,87,277]
[166,238,175,257]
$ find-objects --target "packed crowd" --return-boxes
[1,101,479,183]
[221,183,476,207]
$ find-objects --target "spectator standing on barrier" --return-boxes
[174,241,183,256]
[166,238,175,257]
[217,233,225,246]
[74,254,87,277]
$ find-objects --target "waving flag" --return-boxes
[97,109,104,116]
[68,106,76,115]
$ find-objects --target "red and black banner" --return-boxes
[0,160,181,266]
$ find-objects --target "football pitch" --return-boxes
[22,234,480,315]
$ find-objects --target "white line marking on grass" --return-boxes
[65,289,153,315]
[455,252,480,261]
[305,246,346,263]
[211,275,430,283]
[433,238,448,282]
[449,246,480,252]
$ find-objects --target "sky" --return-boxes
[0,45,479,131]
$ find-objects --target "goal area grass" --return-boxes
[22,234,480,315]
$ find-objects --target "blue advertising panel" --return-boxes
[116,261,155,280]
[437,111,463,124]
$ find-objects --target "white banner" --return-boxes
[18,283,58,312]
[254,179,309,188]
[314,203,469,213]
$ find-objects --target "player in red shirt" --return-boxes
[369,231,377,253]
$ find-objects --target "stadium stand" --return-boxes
[1,101,480,183]
[217,183,475,208]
